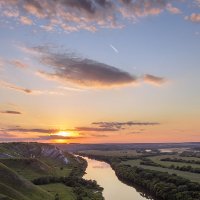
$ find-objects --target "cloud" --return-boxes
[38,135,83,140]
[20,45,167,89]
[19,16,33,25]
[0,58,4,68]
[5,128,58,134]
[0,0,184,32]
[143,74,166,86]
[25,46,138,88]
[0,80,65,95]
[195,0,200,7]
[185,13,200,23]
[74,127,118,132]
[0,80,33,94]
[0,110,22,115]
[10,60,28,68]
[166,4,181,14]
[0,0,118,31]
[92,121,160,130]
[0,130,16,138]
[119,0,178,19]
[1,120,159,142]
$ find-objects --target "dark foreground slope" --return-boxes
[0,162,53,200]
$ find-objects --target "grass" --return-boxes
[0,158,74,199]
[150,155,200,168]
[0,143,79,200]
[0,163,54,200]
[0,158,72,180]
[81,149,200,183]
[0,158,54,180]
[40,183,76,200]
[122,158,200,183]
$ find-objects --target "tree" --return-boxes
[55,193,60,200]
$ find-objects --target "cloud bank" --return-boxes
[0,0,184,32]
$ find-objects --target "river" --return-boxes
[82,156,153,200]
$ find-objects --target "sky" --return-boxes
[0,0,200,144]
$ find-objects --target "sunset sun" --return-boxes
[56,131,71,137]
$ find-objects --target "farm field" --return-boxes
[122,159,200,183]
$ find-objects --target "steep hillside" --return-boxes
[0,158,54,180]
[0,162,54,200]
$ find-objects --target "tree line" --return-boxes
[140,158,200,174]
[161,157,200,165]
[115,164,200,200]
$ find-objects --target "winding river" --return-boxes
[82,156,153,200]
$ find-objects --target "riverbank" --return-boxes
[33,153,104,200]
[78,153,200,200]
[82,155,151,200]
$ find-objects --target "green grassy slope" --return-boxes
[41,183,76,200]
[0,163,54,200]
[0,158,54,180]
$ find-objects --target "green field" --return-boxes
[0,158,72,180]
[0,162,54,200]
[40,183,76,200]
[122,154,200,183]
[150,155,200,168]
[80,149,200,184]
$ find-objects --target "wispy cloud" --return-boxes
[143,74,166,86]
[92,121,160,130]
[0,80,32,94]
[185,13,200,23]
[166,4,181,14]
[10,59,28,68]
[5,128,58,134]
[0,80,65,95]
[1,119,160,142]
[0,58,4,68]
[0,110,22,115]
[75,127,118,132]
[19,16,33,25]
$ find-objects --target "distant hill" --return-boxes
[0,142,68,165]
[56,142,200,152]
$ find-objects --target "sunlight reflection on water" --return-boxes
[82,156,154,200]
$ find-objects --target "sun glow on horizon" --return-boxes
[56,131,72,137]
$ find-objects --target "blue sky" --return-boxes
[0,0,200,143]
